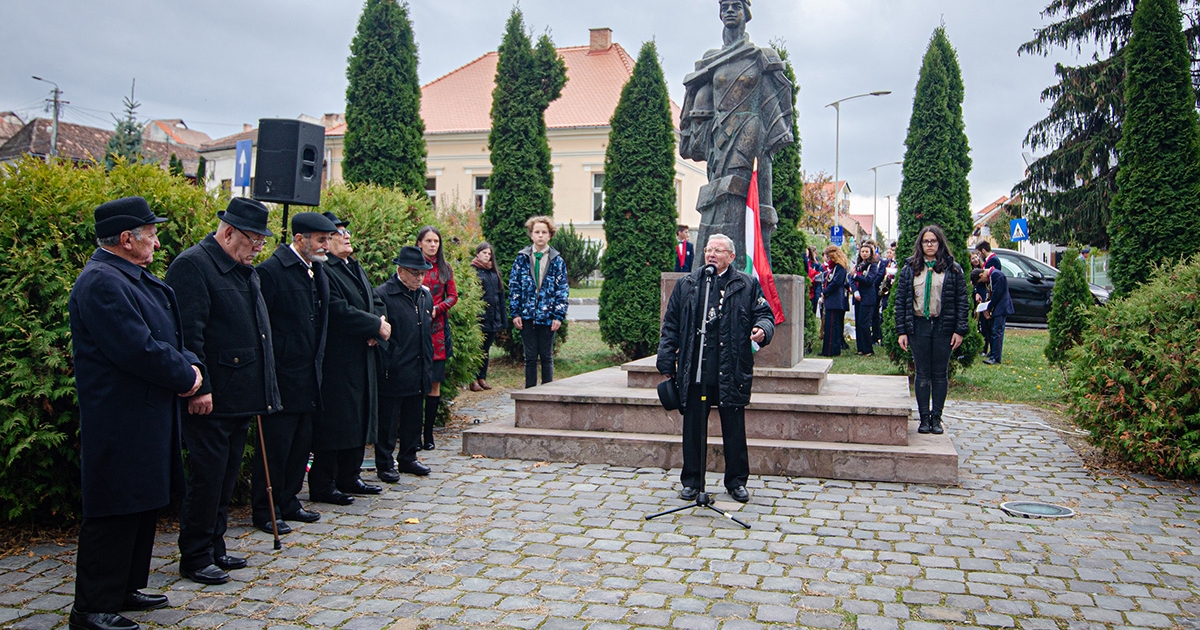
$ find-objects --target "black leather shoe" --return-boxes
[69,609,138,630]
[310,490,355,505]
[214,555,246,571]
[422,441,436,450]
[918,413,932,434]
[377,468,401,483]
[282,507,320,523]
[255,519,292,535]
[398,460,431,476]
[180,564,230,585]
[679,486,701,501]
[729,486,751,503]
[121,590,168,611]
[338,479,382,495]
[930,414,945,435]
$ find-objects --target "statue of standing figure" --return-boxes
[681,0,795,271]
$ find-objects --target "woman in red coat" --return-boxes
[417,226,457,450]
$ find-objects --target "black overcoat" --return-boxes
[69,249,200,518]
[164,234,281,417]
[375,275,434,399]
[256,244,329,414]
[317,256,386,449]
[657,268,776,409]
[474,264,507,334]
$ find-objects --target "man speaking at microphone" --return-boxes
[657,233,775,504]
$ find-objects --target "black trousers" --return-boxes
[854,302,875,354]
[873,299,885,343]
[179,414,250,571]
[821,308,845,356]
[309,447,365,496]
[523,324,556,388]
[910,316,953,418]
[979,312,993,354]
[74,508,158,612]
[252,411,311,525]
[680,384,749,492]
[377,394,424,469]
[476,330,496,380]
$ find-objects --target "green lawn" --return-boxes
[479,321,624,390]
[569,286,602,299]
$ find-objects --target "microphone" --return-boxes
[702,264,716,276]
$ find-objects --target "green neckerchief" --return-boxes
[533,251,544,288]
[923,260,936,319]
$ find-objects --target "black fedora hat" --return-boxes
[218,198,274,237]
[321,211,349,228]
[657,377,680,412]
[94,196,169,239]
[291,212,338,235]
[392,245,432,270]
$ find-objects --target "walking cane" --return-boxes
[254,415,282,550]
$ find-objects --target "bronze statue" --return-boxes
[681,0,795,270]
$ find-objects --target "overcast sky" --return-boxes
[3,0,1089,238]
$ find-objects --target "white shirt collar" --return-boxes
[289,243,312,269]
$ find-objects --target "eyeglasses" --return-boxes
[921,239,939,245]
[236,228,267,247]
[337,228,351,237]
[703,247,731,254]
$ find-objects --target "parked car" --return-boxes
[990,248,1109,324]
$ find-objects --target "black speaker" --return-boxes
[252,118,325,206]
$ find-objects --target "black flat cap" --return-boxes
[291,212,337,235]
[392,245,432,270]
[94,196,169,239]
[321,211,349,228]
[218,198,274,237]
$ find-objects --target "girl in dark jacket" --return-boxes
[819,245,850,357]
[894,225,969,435]
[417,226,457,450]
[469,241,506,391]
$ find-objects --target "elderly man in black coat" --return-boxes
[253,212,337,533]
[68,197,203,630]
[308,212,391,501]
[164,198,282,586]
[657,234,775,505]
[375,246,436,479]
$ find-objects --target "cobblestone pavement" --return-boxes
[2,397,1199,629]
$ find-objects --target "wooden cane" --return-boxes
[254,415,282,550]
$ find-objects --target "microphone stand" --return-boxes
[647,265,750,529]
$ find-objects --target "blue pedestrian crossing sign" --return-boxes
[1009,218,1029,242]
[831,225,844,246]
[234,140,252,188]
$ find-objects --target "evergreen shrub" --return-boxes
[1068,255,1200,478]
[1044,247,1093,366]
[550,222,601,287]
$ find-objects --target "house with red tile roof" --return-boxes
[0,118,199,177]
[143,119,213,149]
[0,112,25,145]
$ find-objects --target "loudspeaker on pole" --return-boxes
[252,118,325,207]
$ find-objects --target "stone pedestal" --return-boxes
[660,272,804,368]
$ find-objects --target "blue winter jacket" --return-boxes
[509,245,569,326]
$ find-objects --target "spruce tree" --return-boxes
[895,27,972,264]
[1045,247,1092,366]
[599,41,678,358]
[1108,0,1200,295]
[105,89,143,170]
[343,0,427,194]
[482,7,566,281]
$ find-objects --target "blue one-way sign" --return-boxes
[1009,217,1029,242]
[234,140,252,188]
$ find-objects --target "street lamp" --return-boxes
[826,91,891,230]
[31,76,62,161]
[869,161,903,240]
[884,193,896,242]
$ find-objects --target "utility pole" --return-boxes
[31,76,63,162]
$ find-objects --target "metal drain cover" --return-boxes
[1000,501,1075,519]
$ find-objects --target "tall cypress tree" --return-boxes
[482,8,567,282]
[1108,0,1200,295]
[895,27,972,264]
[343,0,427,194]
[599,41,678,358]
[768,43,805,277]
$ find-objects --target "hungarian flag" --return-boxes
[744,158,786,325]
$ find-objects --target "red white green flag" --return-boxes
[744,158,785,325]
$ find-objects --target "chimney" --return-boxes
[243,123,253,133]
[589,27,612,52]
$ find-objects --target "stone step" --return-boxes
[462,414,958,485]
[511,367,911,446]
[621,356,831,395]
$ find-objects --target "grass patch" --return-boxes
[481,321,623,389]
[569,285,602,299]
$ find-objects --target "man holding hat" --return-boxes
[254,212,338,532]
[309,211,391,501]
[374,246,435,479]
[68,196,203,630]
[164,197,282,585]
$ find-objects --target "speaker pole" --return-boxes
[281,204,290,236]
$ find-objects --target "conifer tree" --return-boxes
[196,156,207,186]
[895,27,972,265]
[1108,0,1200,295]
[168,153,183,178]
[482,7,567,281]
[1045,247,1092,366]
[343,0,427,194]
[599,41,677,358]
[105,87,143,170]
[768,43,805,277]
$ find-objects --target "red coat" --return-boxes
[422,261,457,362]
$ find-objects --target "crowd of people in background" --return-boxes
[66,197,568,630]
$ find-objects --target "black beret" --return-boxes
[94,196,168,239]
[291,212,337,235]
